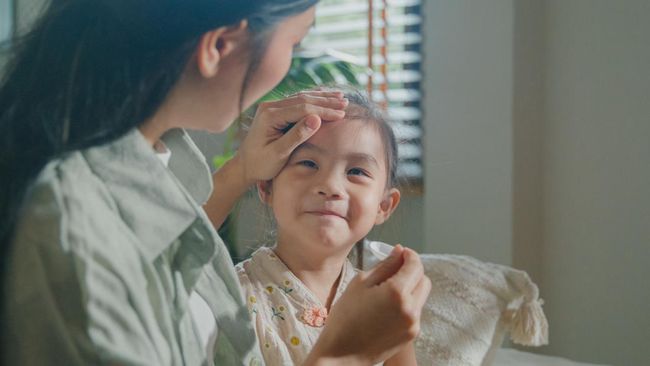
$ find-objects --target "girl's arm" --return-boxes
[384,341,417,366]
[203,91,348,228]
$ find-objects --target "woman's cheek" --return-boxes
[261,47,293,89]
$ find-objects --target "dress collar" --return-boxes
[251,246,357,310]
[82,128,214,262]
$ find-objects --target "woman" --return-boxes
[0,1,431,365]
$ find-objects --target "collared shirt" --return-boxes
[153,140,217,363]
[236,247,358,366]
[2,128,263,366]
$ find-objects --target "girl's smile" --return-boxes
[304,209,347,221]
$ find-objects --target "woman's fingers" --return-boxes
[290,90,345,99]
[273,115,322,157]
[264,93,348,109]
[237,91,348,184]
[264,104,345,131]
[255,91,348,132]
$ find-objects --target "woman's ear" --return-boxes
[375,188,401,225]
[196,20,248,78]
[256,180,273,205]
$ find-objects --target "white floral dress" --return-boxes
[235,246,358,366]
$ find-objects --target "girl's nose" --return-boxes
[317,188,343,199]
[315,174,346,199]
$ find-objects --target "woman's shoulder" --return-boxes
[12,151,132,265]
[22,152,116,227]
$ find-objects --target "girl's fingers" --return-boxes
[265,104,346,130]
[387,249,424,295]
[411,273,432,311]
[363,244,405,287]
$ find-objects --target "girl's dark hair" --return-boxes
[0,0,318,252]
[337,87,399,188]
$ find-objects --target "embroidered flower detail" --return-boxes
[247,296,258,314]
[271,306,285,321]
[265,286,274,294]
[269,252,278,260]
[278,280,293,294]
[290,336,301,346]
[301,306,328,327]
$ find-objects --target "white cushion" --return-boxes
[351,241,548,366]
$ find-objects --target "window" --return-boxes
[303,0,423,181]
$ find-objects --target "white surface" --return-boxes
[493,349,608,366]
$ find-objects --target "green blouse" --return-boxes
[2,128,263,366]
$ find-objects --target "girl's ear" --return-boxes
[196,20,248,78]
[256,180,273,205]
[374,188,401,225]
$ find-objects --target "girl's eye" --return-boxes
[298,160,317,169]
[348,167,370,177]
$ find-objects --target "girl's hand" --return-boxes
[237,90,349,186]
[306,245,431,365]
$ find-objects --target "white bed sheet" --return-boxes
[493,349,609,366]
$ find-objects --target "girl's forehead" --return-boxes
[310,119,373,141]
[304,119,386,158]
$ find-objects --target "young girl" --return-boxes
[236,89,418,365]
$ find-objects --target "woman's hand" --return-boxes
[305,245,432,366]
[204,91,348,229]
[237,90,348,185]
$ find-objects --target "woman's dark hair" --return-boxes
[0,0,318,285]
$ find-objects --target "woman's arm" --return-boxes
[303,246,431,366]
[204,154,251,228]
[204,91,348,228]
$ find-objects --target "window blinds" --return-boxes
[304,0,423,180]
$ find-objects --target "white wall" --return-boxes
[540,1,650,364]
[422,0,515,266]
[423,0,650,364]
